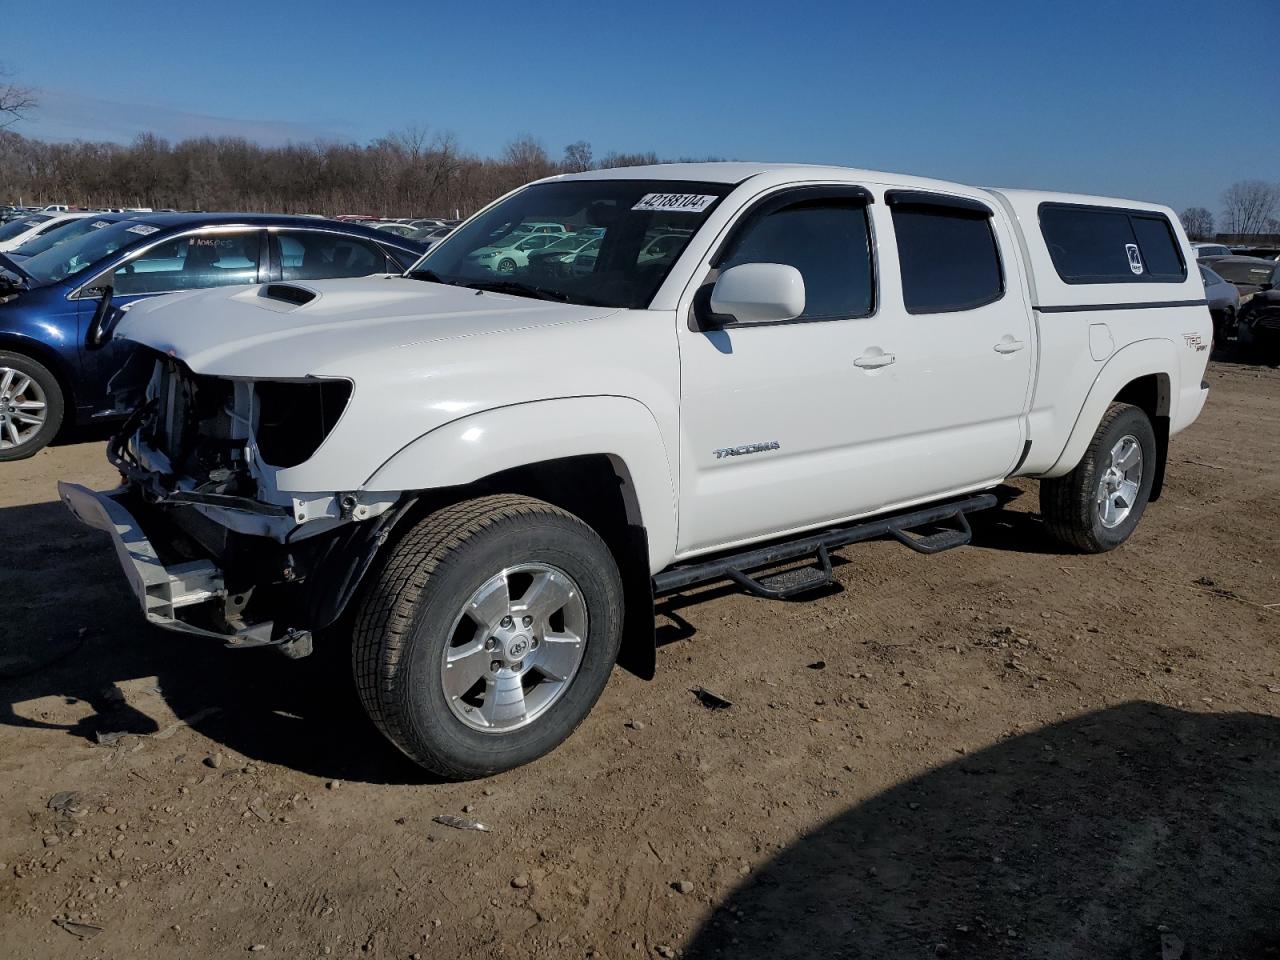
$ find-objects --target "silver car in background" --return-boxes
[1201,264,1240,343]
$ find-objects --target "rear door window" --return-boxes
[1040,205,1187,283]
[278,231,394,280]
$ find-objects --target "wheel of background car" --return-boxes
[351,494,624,780]
[1040,402,1156,553]
[497,258,517,275]
[0,351,65,461]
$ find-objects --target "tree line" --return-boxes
[0,126,703,218]
[1182,180,1280,242]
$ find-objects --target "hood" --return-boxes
[113,276,618,378]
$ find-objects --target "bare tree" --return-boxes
[0,66,36,129]
[599,150,659,169]
[1180,206,1214,241]
[502,135,555,184]
[562,140,593,173]
[1222,180,1280,237]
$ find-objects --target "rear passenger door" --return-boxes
[875,190,1034,494]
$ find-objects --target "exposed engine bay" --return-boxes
[74,349,411,654]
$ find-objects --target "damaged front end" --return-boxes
[60,350,410,655]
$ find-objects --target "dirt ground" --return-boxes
[1,359,1278,960]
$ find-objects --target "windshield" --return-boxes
[18,220,162,287]
[407,179,730,308]
[1212,260,1278,285]
[11,216,120,259]
[0,215,51,242]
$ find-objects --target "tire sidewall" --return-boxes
[1083,407,1156,549]
[396,514,622,776]
[0,351,65,461]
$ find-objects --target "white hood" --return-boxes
[113,276,615,378]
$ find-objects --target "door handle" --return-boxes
[993,338,1025,354]
[853,351,896,369]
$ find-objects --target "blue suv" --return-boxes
[0,213,425,459]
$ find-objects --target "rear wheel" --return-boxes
[1040,402,1156,553]
[0,352,64,461]
[352,494,623,779]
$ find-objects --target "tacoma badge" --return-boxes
[713,441,781,459]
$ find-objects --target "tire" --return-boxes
[352,494,624,779]
[0,351,65,461]
[497,257,516,275]
[1040,402,1156,553]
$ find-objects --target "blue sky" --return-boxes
[9,0,1278,215]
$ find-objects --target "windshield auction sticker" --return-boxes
[126,224,160,236]
[631,194,718,213]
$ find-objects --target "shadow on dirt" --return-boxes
[0,499,427,785]
[686,701,1280,960]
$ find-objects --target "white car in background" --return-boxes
[465,230,564,274]
[1190,242,1231,259]
[371,221,419,238]
[0,211,92,253]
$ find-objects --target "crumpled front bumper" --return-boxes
[57,481,273,645]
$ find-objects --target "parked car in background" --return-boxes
[408,225,453,251]
[0,211,99,253]
[2,213,136,266]
[372,221,419,237]
[409,218,451,231]
[526,231,602,276]
[1200,264,1240,342]
[1203,255,1279,299]
[0,214,424,459]
[464,229,565,274]
[0,212,54,251]
[1190,242,1231,259]
[40,204,70,213]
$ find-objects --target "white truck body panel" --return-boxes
[109,162,1212,575]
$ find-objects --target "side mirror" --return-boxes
[708,263,805,326]
[86,285,115,350]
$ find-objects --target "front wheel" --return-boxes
[0,352,65,461]
[352,494,623,779]
[1040,402,1156,553]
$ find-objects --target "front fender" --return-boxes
[364,395,678,573]
[1043,338,1177,478]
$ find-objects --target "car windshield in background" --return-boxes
[19,220,161,287]
[10,216,121,259]
[1212,260,1278,285]
[408,180,731,308]
[0,215,52,242]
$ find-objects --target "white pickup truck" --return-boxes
[60,163,1212,778]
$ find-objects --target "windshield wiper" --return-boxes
[461,279,575,303]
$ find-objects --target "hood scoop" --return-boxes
[261,283,317,307]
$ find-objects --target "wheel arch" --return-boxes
[0,332,79,417]
[1042,339,1175,489]
[361,397,678,680]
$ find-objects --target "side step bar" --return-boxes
[653,493,997,600]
